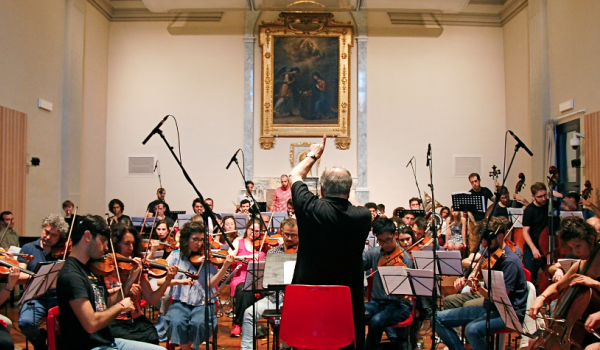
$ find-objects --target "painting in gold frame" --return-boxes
[259,13,353,150]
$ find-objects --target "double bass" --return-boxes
[531,244,600,350]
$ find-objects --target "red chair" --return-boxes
[47,306,60,350]
[523,265,531,282]
[280,285,356,350]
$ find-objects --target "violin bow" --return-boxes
[168,219,178,240]
[139,210,155,284]
[258,212,275,253]
[108,229,134,320]
[505,216,522,241]
[62,206,78,260]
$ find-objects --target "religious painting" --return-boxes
[259,13,353,150]
[290,142,321,177]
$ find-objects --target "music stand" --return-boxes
[451,192,486,215]
[411,250,463,276]
[271,213,288,230]
[378,266,440,297]
[483,270,523,333]
[507,208,523,228]
[262,253,296,350]
[19,261,64,307]
[177,214,194,226]
[243,261,265,291]
[234,214,249,232]
[394,209,426,218]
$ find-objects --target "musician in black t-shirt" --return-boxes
[488,186,525,219]
[468,173,494,221]
[56,215,164,350]
[522,182,549,283]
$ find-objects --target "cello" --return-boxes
[530,243,600,350]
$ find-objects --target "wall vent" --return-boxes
[453,155,482,177]
[128,156,155,175]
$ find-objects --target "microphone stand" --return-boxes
[426,147,439,349]
[408,158,425,211]
[146,129,234,350]
[228,153,270,350]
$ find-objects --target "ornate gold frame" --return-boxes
[290,142,321,176]
[259,12,353,150]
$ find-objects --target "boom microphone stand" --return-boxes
[227,149,270,350]
[407,156,426,210]
[143,121,234,350]
[426,144,439,349]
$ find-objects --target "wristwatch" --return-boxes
[306,151,318,161]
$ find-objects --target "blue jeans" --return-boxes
[19,295,57,349]
[91,338,164,350]
[523,246,546,283]
[432,306,506,350]
[364,299,412,350]
[241,297,280,350]
[164,301,216,349]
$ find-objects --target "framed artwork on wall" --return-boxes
[259,12,353,150]
[290,142,321,177]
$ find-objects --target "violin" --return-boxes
[142,237,178,253]
[0,255,35,276]
[470,247,506,294]
[285,245,298,254]
[378,246,407,268]
[515,172,526,194]
[51,238,72,259]
[89,253,134,277]
[120,254,198,280]
[0,248,33,261]
[408,235,433,252]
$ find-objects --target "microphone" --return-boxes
[226,149,241,170]
[142,115,169,145]
[153,161,159,172]
[426,144,431,167]
[508,130,534,156]
[406,156,415,168]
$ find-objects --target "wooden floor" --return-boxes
[2,276,520,350]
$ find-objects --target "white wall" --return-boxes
[106,22,246,215]
[367,25,507,210]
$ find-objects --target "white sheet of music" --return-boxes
[406,268,439,296]
[482,269,523,333]
[558,258,579,272]
[507,208,523,228]
[283,260,296,284]
[411,250,435,271]
[378,266,413,296]
[436,250,463,276]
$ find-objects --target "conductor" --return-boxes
[289,135,371,349]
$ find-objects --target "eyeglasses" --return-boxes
[190,237,204,243]
[377,237,395,245]
[534,193,547,199]
[283,233,299,239]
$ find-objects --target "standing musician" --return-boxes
[522,182,550,283]
[56,215,164,350]
[240,218,299,350]
[529,217,600,350]
[289,134,371,350]
[147,188,170,215]
[228,220,267,337]
[409,197,421,211]
[433,218,528,350]
[105,224,182,345]
[18,213,69,350]
[271,175,292,212]
[163,221,234,350]
[363,218,414,350]
[468,173,495,222]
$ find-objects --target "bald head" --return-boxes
[320,166,352,198]
[587,216,600,236]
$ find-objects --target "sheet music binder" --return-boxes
[451,192,486,214]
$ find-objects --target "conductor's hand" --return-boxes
[585,311,600,334]
[119,297,136,313]
[310,134,327,159]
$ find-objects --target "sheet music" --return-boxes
[482,269,523,333]
[558,258,579,272]
[20,261,65,306]
[7,246,20,254]
[507,208,523,229]
[283,261,296,284]
[243,261,265,291]
[411,250,435,271]
[406,269,439,296]
[141,250,164,259]
[436,250,463,276]
[378,266,413,296]
[559,211,584,219]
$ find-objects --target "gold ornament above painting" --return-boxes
[259,12,353,150]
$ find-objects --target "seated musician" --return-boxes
[219,215,239,245]
[18,213,69,350]
[153,201,174,227]
[412,217,432,248]
[0,267,20,350]
[444,207,466,251]
[433,218,528,350]
[363,218,414,350]
[529,217,600,350]
[237,199,251,215]
[56,215,164,350]
[229,220,267,337]
[401,211,416,227]
[148,219,177,260]
[163,221,234,350]
[240,218,299,350]
[106,224,183,345]
[286,198,295,219]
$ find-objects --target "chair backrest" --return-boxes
[47,306,60,350]
[280,285,356,350]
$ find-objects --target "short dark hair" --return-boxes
[372,218,396,236]
[205,198,213,203]
[179,222,204,258]
[391,216,403,227]
[498,186,509,196]
[365,202,377,210]
[287,198,293,206]
[414,217,427,230]
[469,173,480,181]
[531,182,547,195]
[157,188,166,194]
[192,198,203,207]
[377,204,385,212]
[560,217,597,247]
[154,200,166,209]
[62,200,74,209]
[112,224,142,257]
[409,197,420,206]
[108,199,124,215]
[72,215,110,245]
[240,199,250,206]
[565,192,581,203]
[0,211,12,221]
[246,181,254,187]
[479,217,506,242]
[402,211,415,219]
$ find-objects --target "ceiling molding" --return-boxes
[87,0,223,22]
[499,0,528,25]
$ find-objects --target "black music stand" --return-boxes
[19,261,64,307]
[394,209,426,219]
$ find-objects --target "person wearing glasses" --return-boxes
[239,218,299,350]
[228,220,267,337]
[522,182,554,283]
[163,221,234,350]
